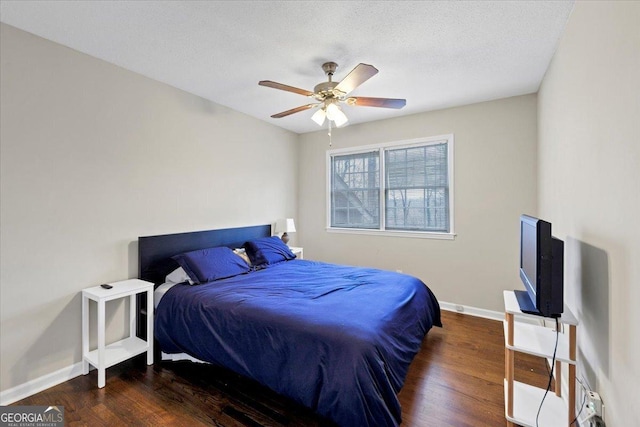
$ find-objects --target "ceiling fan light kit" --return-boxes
[326,102,348,127]
[259,61,406,143]
[311,108,326,126]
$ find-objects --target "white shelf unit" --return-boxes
[503,290,578,427]
[84,336,149,369]
[504,380,569,427]
[82,279,154,388]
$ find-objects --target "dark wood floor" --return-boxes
[14,311,550,426]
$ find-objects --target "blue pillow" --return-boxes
[244,236,296,268]
[172,246,250,284]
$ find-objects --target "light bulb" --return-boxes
[325,102,340,120]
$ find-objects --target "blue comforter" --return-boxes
[155,260,441,427]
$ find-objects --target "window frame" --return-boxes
[326,134,455,240]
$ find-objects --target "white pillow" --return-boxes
[233,248,252,266]
[154,282,177,307]
[165,267,194,285]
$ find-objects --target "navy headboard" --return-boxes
[138,224,271,286]
[136,224,271,341]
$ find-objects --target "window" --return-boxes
[327,135,454,239]
[330,151,380,229]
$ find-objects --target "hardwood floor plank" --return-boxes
[11,311,552,426]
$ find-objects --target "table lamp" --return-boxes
[275,218,296,245]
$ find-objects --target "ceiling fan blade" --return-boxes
[259,80,314,97]
[334,63,378,95]
[346,97,406,109]
[271,103,319,118]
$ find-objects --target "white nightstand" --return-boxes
[289,246,303,259]
[82,279,154,388]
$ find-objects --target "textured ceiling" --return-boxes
[0,1,574,134]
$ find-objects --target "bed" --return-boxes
[138,225,441,427]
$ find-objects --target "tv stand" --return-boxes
[503,290,578,427]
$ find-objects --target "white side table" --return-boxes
[289,246,304,259]
[82,279,154,388]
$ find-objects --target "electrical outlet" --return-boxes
[578,390,605,426]
[587,391,603,417]
[579,404,599,426]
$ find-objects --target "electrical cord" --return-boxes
[540,321,586,427]
[571,377,588,426]
[536,317,560,427]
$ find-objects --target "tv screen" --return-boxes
[515,214,564,317]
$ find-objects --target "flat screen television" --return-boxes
[515,214,564,318]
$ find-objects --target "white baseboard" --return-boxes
[439,300,503,321]
[0,362,84,406]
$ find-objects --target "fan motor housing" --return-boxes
[313,81,344,100]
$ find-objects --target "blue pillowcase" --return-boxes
[244,236,296,268]
[172,246,250,285]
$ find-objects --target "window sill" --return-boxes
[326,227,456,240]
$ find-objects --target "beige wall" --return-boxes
[0,24,298,393]
[298,95,538,313]
[538,2,640,425]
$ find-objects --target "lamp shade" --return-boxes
[332,108,348,127]
[325,102,348,127]
[275,218,296,234]
[325,102,340,120]
[311,108,326,126]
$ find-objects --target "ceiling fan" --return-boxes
[258,62,406,130]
